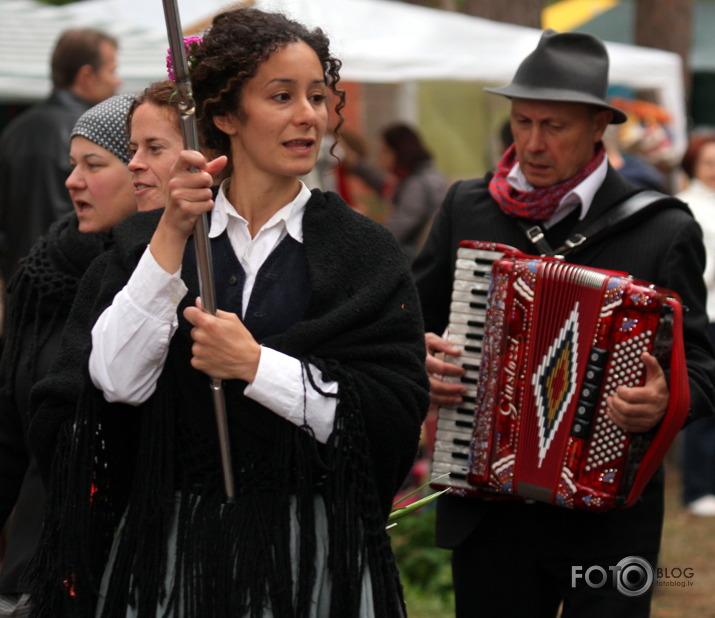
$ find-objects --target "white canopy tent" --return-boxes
[0,0,687,156]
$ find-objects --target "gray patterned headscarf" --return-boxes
[70,93,135,164]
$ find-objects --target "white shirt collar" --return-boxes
[209,179,311,242]
[507,154,608,225]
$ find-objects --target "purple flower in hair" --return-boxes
[166,36,203,82]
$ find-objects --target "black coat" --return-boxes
[413,166,715,552]
[0,90,91,281]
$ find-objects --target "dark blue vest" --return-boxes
[185,230,311,341]
[176,229,313,471]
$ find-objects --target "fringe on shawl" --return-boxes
[312,360,406,618]
[29,360,405,618]
[92,368,324,618]
[26,386,123,618]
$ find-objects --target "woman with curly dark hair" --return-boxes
[28,8,429,618]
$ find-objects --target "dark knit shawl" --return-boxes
[27,190,430,618]
[0,212,111,599]
[1,212,111,399]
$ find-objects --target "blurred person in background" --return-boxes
[347,122,448,262]
[0,28,121,288]
[677,131,715,516]
[604,124,669,193]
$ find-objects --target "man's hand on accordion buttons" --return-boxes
[425,332,467,406]
[606,352,669,433]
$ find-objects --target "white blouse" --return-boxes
[89,181,337,443]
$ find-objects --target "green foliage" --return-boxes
[390,506,455,615]
[36,0,78,4]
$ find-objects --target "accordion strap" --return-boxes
[518,189,673,256]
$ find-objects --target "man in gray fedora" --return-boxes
[414,30,715,617]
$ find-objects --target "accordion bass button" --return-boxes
[583,364,604,384]
[571,421,591,438]
[575,401,595,420]
[579,382,601,404]
[571,399,596,438]
[588,347,609,368]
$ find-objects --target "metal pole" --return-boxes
[161,0,235,502]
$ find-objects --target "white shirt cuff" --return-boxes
[124,246,188,320]
[244,346,338,443]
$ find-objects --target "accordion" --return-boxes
[430,240,690,512]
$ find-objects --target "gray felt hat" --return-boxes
[71,93,135,163]
[484,30,627,125]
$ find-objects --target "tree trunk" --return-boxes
[635,0,693,90]
[459,0,543,28]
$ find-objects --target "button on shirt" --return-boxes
[89,181,337,443]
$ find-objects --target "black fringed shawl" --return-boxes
[1,212,111,398]
[27,190,430,618]
[0,213,111,592]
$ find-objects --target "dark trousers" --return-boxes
[448,496,661,618]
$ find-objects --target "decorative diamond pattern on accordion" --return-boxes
[430,240,689,512]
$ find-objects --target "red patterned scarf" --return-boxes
[489,143,605,221]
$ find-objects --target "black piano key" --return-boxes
[469,293,488,306]
[472,258,494,268]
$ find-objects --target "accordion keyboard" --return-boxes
[431,245,506,491]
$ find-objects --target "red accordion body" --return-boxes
[430,241,690,512]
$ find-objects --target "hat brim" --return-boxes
[485,84,627,125]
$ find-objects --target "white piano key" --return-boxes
[456,247,506,262]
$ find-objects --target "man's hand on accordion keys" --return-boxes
[425,332,467,406]
[606,352,670,433]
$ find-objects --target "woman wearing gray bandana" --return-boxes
[0,86,183,617]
